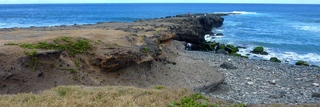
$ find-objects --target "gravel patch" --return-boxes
[188,51,320,104]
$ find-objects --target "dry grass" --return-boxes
[0,85,195,107]
[0,85,319,107]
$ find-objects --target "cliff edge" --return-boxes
[0,14,224,94]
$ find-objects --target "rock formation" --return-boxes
[0,14,224,94]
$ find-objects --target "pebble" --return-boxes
[312,92,320,98]
[269,80,277,85]
[188,51,320,104]
[312,83,319,87]
[247,82,254,85]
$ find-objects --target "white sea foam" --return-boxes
[212,11,257,15]
[0,23,6,27]
[231,11,257,14]
[293,25,320,32]
[237,46,320,66]
[204,34,224,42]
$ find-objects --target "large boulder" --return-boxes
[225,44,238,54]
[172,15,224,50]
[220,62,237,69]
[270,57,281,63]
[295,60,309,66]
[251,46,268,55]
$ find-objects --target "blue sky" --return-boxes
[1,0,320,4]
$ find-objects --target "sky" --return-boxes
[0,0,320,4]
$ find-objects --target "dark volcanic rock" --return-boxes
[270,57,281,63]
[216,49,228,55]
[312,92,320,97]
[220,62,237,69]
[225,44,238,54]
[251,46,268,55]
[172,15,224,49]
[215,43,226,51]
[216,33,224,36]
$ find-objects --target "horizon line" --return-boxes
[0,2,320,5]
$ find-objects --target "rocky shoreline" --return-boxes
[0,13,319,105]
[188,51,320,104]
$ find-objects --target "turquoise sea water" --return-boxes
[0,3,319,65]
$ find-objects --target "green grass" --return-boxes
[154,86,165,90]
[4,36,92,73]
[24,50,38,70]
[143,47,150,53]
[72,75,78,81]
[61,68,76,73]
[168,93,245,107]
[4,42,19,46]
[74,60,80,67]
[7,36,92,56]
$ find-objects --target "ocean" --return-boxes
[0,3,319,66]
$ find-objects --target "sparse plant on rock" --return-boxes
[142,47,149,53]
[24,50,38,70]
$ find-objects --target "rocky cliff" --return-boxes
[171,14,224,50]
[0,14,224,94]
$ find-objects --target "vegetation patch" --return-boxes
[24,50,38,70]
[225,44,238,54]
[72,75,78,81]
[142,47,150,53]
[0,86,249,107]
[168,93,245,107]
[4,36,92,71]
[295,60,309,66]
[61,68,76,73]
[204,41,217,51]
[5,36,92,56]
[154,86,165,90]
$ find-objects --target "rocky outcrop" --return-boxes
[0,14,225,94]
[169,14,224,50]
